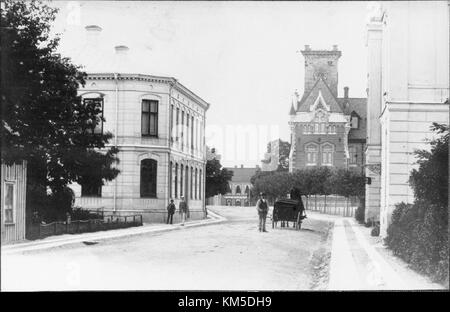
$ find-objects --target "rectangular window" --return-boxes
[170,104,174,143]
[349,146,357,165]
[84,98,103,135]
[140,159,157,198]
[181,111,185,149]
[176,107,180,142]
[195,168,198,200]
[81,183,102,197]
[190,167,193,199]
[142,100,158,136]
[180,164,184,197]
[4,182,14,224]
[191,116,194,150]
[199,169,202,200]
[187,113,190,151]
[175,163,178,198]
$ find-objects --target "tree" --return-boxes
[205,159,233,198]
[1,0,119,223]
[409,122,448,208]
[385,123,449,283]
[252,171,292,204]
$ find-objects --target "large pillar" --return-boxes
[364,17,383,223]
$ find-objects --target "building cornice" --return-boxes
[86,73,211,111]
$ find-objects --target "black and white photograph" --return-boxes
[1,0,449,295]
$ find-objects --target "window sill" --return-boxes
[306,163,317,166]
[142,135,159,138]
[81,195,102,198]
[4,222,15,226]
[140,196,158,199]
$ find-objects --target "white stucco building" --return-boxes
[65,25,210,222]
[366,1,449,236]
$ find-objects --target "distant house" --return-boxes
[222,165,258,206]
[1,161,27,244]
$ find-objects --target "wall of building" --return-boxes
[71,74,208,223]
[378,1,450,237]
[1,161,27,244]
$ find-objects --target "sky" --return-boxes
[49,1,372,167]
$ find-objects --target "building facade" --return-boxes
[1,161,27,244]
[366,2,450,236]
[68,26,210,223]
[261,140,280,171]
[289,46,366,173]
[219,166,257,207]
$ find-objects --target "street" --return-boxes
[1,206,333,291]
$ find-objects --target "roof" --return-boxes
[226,167,258,183]
[296,78,343,113]
[337,97,367,141]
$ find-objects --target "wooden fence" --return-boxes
[302,195,359,217]
[27,214,143,240]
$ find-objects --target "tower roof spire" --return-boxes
[289,99,296,115]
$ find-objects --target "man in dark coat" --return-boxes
[256,192,269,232]
[166,199,176,224]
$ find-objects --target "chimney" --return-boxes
[114,45,129,73]
[85,25,102,47]
[304,45,311,51]
[333,44,338,51]
[344,86,349,99]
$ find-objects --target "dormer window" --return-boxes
[350,111,360,129]
[351,116,359,129]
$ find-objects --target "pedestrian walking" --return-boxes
[166,199,176,224]
[179,196,188,226]
[256,192,269,232]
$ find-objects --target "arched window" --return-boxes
[190,166,193,199]
[235,185,241,194]
[235,200,241,206]
[306,143,318,165]
[180,164,184,197]
[175,163,178,198]
[140,159,157,198]
[314,123,319,133]
[169,161,172,198]
[322,143,334,166]
[244,185,250,195]
[195,168,198,200]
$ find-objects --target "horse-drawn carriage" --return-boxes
[271,198,307,230]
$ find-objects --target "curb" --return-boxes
[2,210,227,255]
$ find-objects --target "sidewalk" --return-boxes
[328,217,445,290]
[1,210,226,255]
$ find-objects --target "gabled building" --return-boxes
[289,45,366,172]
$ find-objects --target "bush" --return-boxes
[386,201,448,283]
[371,224,380,237]
[71,207,103,221]
[385,123,449,284]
